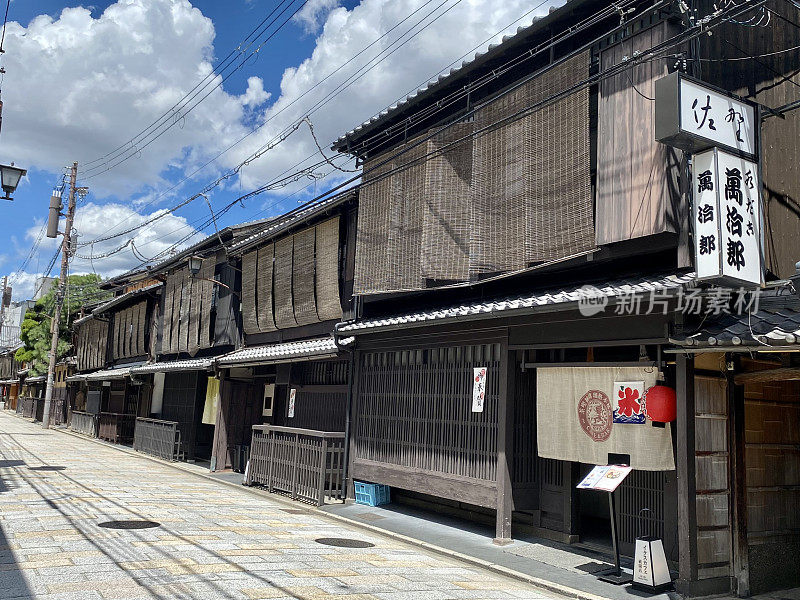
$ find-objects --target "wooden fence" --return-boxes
[20,396,35,419]
[133,418,183,462]
[70,411,99,438]
[246,425,346,506]
[98,412,137,444]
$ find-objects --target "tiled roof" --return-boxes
[0,379,18,385]
[332,1,584,151]
[217,337,342,367]
[129,359,214,375]
[336,272,697,334]
[93,283,162,315]
[25,375,46,384]
[67,364,142,382]
[73,313,97,327]
[229,190,356,255]
[673,288,800,348]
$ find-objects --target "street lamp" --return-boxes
[188,255,203,276]
[0,163,27,201]
[187,255,239,298]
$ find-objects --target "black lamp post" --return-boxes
[0,163,27,201]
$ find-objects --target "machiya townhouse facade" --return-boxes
[16,0,800,597]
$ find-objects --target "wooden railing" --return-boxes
[70,411,99,438]
[133,418,183,462]
[98,412,137,444]
[246,425,346,506]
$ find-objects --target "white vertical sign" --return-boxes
[287,388,296,418]
[693,147,762,287]
[472,367,487,413]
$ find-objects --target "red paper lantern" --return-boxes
[645,385,677,423]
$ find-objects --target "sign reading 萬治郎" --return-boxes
[693,147,762,287]
[536,367,675,471]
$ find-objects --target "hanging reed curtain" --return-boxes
[77,319,108,371]
[162,263,215,354]
[315,217,342,321]
[293,227,319,325]
[273,236,297,329]
[256,244,276,332]
[240,217,342,333]
[111,301,148,360]
[354,51,593,294]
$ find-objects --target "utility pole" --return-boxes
[42,162,78,429]
[0,275,7,345]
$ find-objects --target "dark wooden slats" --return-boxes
[355,345,500,484]
[133,417,183,461]
[98,412,137,444]
[293,227,319,325]
[187,271,201,356]
[70,411,99,438]
[256,244,277,332]
[246,425,346,506]
[110,301,148,360]
[274,237,297,329]
[162,263,215,352]
[315,218,342,321]
[198,258,215,347]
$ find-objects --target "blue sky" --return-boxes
[0,0,562,300]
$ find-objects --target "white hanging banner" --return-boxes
[287,388,297,418]
[693,147,763,288]
[472,367,487,413]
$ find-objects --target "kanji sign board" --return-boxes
[655,72,756,158]
[693,147,763,288]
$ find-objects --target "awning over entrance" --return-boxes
[129,359,214,375]
[25,375,46,384]
[217,336,341,367]
[67,364,143,383]
[669,286,800,351]
[336,271,695,335]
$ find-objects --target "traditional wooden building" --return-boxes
[212,190,357,505]
[328,0,800,596]
[0,346,21,410]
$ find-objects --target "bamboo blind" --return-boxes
[256,244,277,332]
[354,344,501,481]
[240,217,342,332]
[354,51,592,294]
[162,261,215,354]
[112,300,148,360]
[292,227,318,325]
[315,217,342,321]
[76,319,108,372]
[274,236,297,329]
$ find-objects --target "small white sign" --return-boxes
[472,367,487,413]
[680,78,756,156]
[287,388,296,418]
[693,147,763,287]
[262,383,275,417]
[576,464,633,492]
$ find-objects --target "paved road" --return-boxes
[0,411,556,600]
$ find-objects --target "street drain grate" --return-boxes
[97,520,161,530]
[315,537,374,548]
[29,466,67,471]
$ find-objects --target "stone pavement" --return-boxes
[0,411,560,600]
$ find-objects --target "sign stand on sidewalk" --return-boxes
[577,464,633,585]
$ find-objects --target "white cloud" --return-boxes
[219,0,566,191]
[293,0,342,33]
[0,0,269,197]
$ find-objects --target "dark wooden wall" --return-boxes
[162,260,215,355]
[596,19,682,246]
[161,371,207,461]
[699,0,800,278]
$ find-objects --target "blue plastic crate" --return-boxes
[354,481,391,507]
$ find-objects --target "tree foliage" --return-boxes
[14,275,110,375]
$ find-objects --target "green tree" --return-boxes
[14,274,111,375]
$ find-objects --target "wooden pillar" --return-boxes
[494,341,514,544]
[346,349,362,499]
[729,355,750,597]
[676,353,698,589]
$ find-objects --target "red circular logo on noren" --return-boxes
[577,390,613,442]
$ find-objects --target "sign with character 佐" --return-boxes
[693,147,763,288]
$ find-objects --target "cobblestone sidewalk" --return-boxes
[0,412,559,600]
